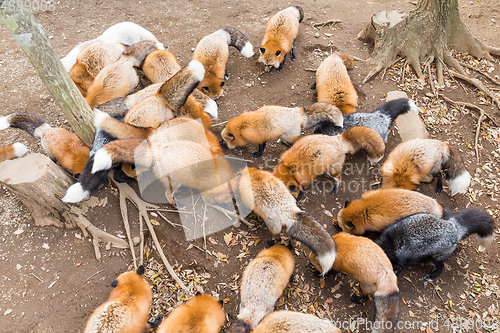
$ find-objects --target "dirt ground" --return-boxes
[1,0,499,332]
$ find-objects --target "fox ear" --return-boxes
[218,299,224,306]
[195,291,202,296]
[136,265,145,275]
[346,222,355,229]
[227,133,235,140]
[344,200,351,208]
[259,47,265,54]
[110,279,118,288]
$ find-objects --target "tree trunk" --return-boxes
[0,1,95,146]
[359,0,500,85]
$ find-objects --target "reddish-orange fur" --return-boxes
[156,294,225,333]
[83,268,152,333]
[337,188,443,235]
[316,51,358,115]
[0,144,20,163]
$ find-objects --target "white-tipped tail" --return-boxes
[12,143,28,157]
[93,108,110,128]
[316,250,337,277]
[0,116,10,130]
[204,99,218,119]
[408,99,419,115]
[240,41,254,58]
[478,232,495,252]
[368,154,384,165]
[92,149,113,174]
[155,41,165,50]
[448,171,471,196]
[188,60,206,82]
[62,183,90,203]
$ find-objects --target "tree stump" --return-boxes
[0,153,128,260]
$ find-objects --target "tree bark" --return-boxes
[0,1,95,146]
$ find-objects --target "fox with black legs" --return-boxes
[376,208,495,281]
[313,98,419,143]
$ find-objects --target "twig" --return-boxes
[401,59,407,84]
[350,55,365,62]
[313,19,341,28]
[475,109,486,163]
[441,95,499,127]
[85,269,105,283]
[304,68,317,72]
[211,120,229,127]
[206,203,254,227]
[139,214,144,266]
[426,62,436,96]
[202,204,208,258]
[459,61,500,86]
[156,211,189,230]
[450,71,500,109]
[190,243,215,257]
[31,273,43,283]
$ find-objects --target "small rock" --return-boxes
[314,33,320,38]
[4,309,12,316]
[16,264,22,270]
[133,237,140,245]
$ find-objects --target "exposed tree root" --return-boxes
[313,19,341,28]
[110,172,189,292]
[459,62,500,86]
[450,72,500,109]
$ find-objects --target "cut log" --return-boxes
[0,153,128,260]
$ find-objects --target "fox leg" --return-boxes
[434,172,443,193]
[425,258,445,281]
[277,54,287,71]
[224,69,229,80]
[252,142,267,158]
[290,44,296,60]
[310,80,316,89]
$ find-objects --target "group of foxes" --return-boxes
[0,4,496,333]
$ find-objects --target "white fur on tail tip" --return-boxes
[317,250,337,277]
[0,116,10,130]
[13,143,28,157]
[204,99,218,119]
[478,232,495,252]
[408,99,419,115]
[449,171,471,196]
[93,108,110,128]
[240,41,254,58]
[62,183,90,203]
[188,60,205,82]
[92,149,113,174]
[368,154,384,165]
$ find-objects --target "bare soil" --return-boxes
[0,0,499,332]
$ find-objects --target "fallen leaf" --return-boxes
[150,219,160,226]
[224,232,233,246]
[13,228,24,235]
[75,262,82,268]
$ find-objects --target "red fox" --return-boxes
[156,293,225,333]
[252,310,341,333]
[193,27,254,99]
[0,112,90,176]
[237,168,337,275]
[83,265,152,333]
[310,232,400,333]
[142,49,218,120]
[221,102,343,158]
[0,142,28,163]
[61,21,164,72]
[69,42,126,96]
[381,138,471,196]
[273,126,385,198]
[85,41,159,109]
[314,51,358,115]
[227,245,295,332]
[259,6,304,72]
[337,188,444,235]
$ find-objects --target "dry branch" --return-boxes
[313,19,341,28]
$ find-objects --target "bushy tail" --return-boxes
[61,39,99,71]
[0,143,28,163]
[342,126,385,164]
[122,40,159,67]
[91,138,152,174]
[95,97,131,118]
[157,60,205,113]
[191,89,218,118]
[373,291,400,333]
[222,27,254,58]
[334,51,355,70]
[454,208,495,251]
[287,211,337,275]
[375,98,418,123]
[0,112,47,138]
[292,5,304,23]
[227,319,252,333]
[443,146,471,196]
[303,102,343,129]
[94,109,150,139]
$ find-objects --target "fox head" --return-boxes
[221,122,247,149]
[272,162,304,200]
[337,200,367,235]
[381,160,420,191]
[108,265,151,301]
[258,43,284,72]
[198,75,225,100]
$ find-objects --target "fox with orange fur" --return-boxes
[312,51,358,115]
[69,42,126,96]
[0,143,27,163]
[0,112,90,176]
[85,41,159,109]
[221,102,343,158]
[381,138,471,196]
[252,311,341,333]
[259,6,304,72]
[227,245,295,333]
[337,188,445,235]
[310,232,400,333]
[156,293,225,333]
[237,168,337,275]
[84,265,153,333]
[273,126,384,199]
[193,27,254,99]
